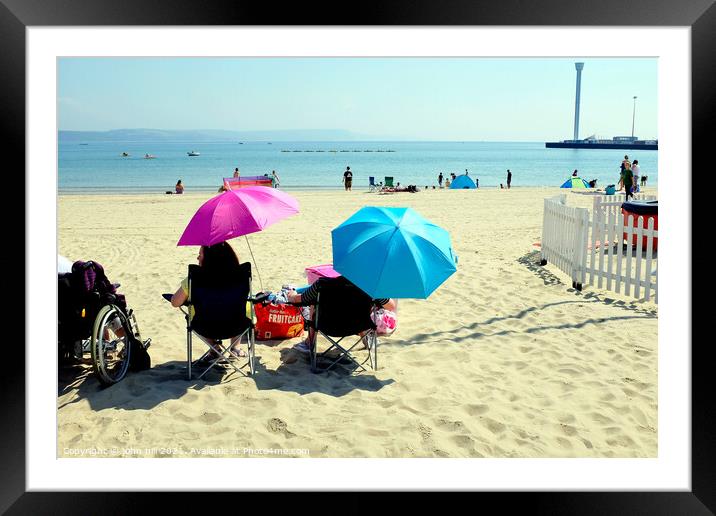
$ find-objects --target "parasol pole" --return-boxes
[244,236,264,292]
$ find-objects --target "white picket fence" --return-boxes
[541,193,658,303]
[541,195,590,286]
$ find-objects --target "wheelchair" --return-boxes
[58,261,151,386]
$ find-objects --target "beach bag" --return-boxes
[371,308,397,336]
[129,336,151,371]
[254,302,304,340]
[71,260,128,315]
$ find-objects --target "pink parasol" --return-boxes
[305,263,341,284]
[177,186,299,247]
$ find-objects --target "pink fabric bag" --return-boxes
[371,308,397,336]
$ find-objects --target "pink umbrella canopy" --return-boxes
[177,186,299,246]
[305,263,340,284]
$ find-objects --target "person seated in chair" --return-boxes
[170,241,247,360]
[285,277,396,355]
[175,179,184,194]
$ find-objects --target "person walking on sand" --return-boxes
[438,172,443,188]
[271,170,280,188]
[343,166,353,191]
[622,161,634,200]
[507,169,512,189]
[631,160,640,192]
[619,155,630,191]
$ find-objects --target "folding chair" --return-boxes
[304,277,379,374]
[368,176,378,192]
[184,262,257,380]
[380,176,395,194]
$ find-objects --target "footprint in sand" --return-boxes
[556,437,573,449]
[436,418,466,432]
[431,448,450,458]
[480,417,507,434]
[450,434,476,452]
[175,430,201,440]
[557,413,576,424]
[417,423,432,441]
[268,417,287,433]
[267,417,296,438]
[560,423,578,436]
[464,404,490,417]
[606,434,637,448]
[201,412,222,425]
[591,412,615,425]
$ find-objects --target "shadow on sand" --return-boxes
[58,345,394,412]
[383,251,657,348]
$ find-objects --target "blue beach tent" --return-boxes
[449,175,476,189]
[560,177,590,189]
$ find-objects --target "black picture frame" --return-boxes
[4,0,710,513]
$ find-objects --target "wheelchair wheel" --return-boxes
[91,304,132,386]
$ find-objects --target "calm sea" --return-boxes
[58,141,658,194]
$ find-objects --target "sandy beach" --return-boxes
[57,186,658,458]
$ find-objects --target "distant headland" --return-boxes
[59,128,382,142]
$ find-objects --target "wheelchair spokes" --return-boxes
[91,304,132,386]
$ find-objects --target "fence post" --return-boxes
[624,214,634,296]
[570,207,588,290]
[634,215,645,299]
[644,217,655,302]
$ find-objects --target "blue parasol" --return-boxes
[331,206,457,299]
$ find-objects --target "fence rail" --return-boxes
[541,193,658,303]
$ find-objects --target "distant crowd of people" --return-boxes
[171,157,649,195]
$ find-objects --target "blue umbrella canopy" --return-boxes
[449,175,476,189]
[331,207,458,299]
[560,176,590,188]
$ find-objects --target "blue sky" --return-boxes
[58,57,657,141]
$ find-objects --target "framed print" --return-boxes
[4,0,712,512]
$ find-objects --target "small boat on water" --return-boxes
[144,154,156,159]
[187,151,200,156]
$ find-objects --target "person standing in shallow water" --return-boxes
[506,169,512,189]
[438,172,443,188]
[343,166,353,191]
